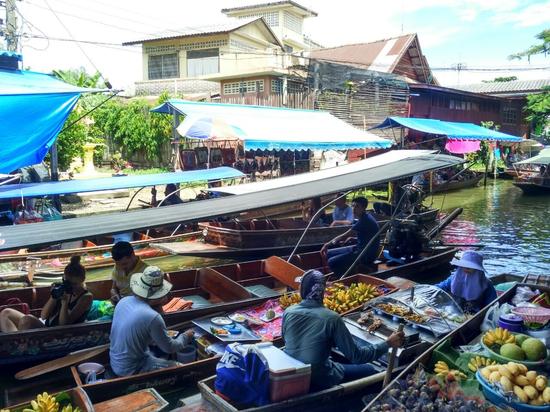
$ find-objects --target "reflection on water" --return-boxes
[432,179,549,276]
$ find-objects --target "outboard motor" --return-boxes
[386,219,426,261]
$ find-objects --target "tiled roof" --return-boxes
[123,18,259,46]
[456,79,550,96]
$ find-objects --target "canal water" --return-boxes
[88,178,549,280]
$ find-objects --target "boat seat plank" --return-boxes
[93,388,168,412]
[235,261,265,281]
[264,256,304,289]
[198,268,252,302]
[185,295,213,308]
[245,285,279,298]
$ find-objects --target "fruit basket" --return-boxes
[481,328,549,368]
[476,370,549,412]
[481,341,548,368]
[513,307,550,324]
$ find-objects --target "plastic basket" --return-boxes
[431,339,462,372]
[512,307,550,324]
[476,370,549,412]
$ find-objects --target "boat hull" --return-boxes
[430,175,483,193]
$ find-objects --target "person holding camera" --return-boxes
[0,256,92,332]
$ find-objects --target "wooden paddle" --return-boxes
[382,322,405,388]
[15,343,109,380]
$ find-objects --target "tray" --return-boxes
[192,317,260,342]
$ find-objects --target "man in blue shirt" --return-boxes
[321,197,380,277]
[283,270,404,390]
[330,194,354,227]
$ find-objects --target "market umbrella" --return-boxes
[177,116,245,141]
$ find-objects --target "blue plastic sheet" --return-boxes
[0,69,101,173]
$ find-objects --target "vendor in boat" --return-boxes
[330,194,354,227]
[151,183,184,207]
[0,256,92,332]
[110,241,148,304]
[321,197,380,277]
[302,197,329,226]
[282,270,404,390]
[435,251,497,314]
[109,266,194,376]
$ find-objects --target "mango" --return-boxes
[521,338,548,362]
[500,343,526,361]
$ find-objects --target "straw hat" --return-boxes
[450,251,485,272]
[130,266,172,300]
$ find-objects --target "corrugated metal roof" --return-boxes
[222,1,317,17]
[123,17,259,46]
[456,79,550,95]
[308,33,436,84]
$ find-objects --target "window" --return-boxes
[239,12,279,27]
[148,53,179,80]
[284,45,293,53]
[187,48,219,77]
[502,107,517,124]
[271,78,283,94]
[223,80,265,95]
[287,81,302,93]
[283,11,302,33]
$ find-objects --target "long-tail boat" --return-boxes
[430,173,484,193]
[0,245,456,367]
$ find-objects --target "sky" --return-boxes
[11,0,550,91]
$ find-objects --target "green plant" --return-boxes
[524,87,550,136]
[509,29,550,61]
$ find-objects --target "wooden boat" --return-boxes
[513,176,550,195]
[363,280,550,410]
[154,211,441,259]
[0,244,456,367]
[430,173,483,193]
[195,277,541,412]
[0,231,201,276]
[3,274,398,408]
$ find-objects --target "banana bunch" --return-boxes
[468,355,497,372]
[61,406,81,412]
[23,393,59,412]
[324,282,380,314]
[279,293,302,309]
[483,327,515,347]
[433,360,467,380]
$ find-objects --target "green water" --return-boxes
[429,179,549,276]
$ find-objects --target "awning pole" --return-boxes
[50,142,62,213]
[172,108,181,171]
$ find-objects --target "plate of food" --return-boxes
[228,313,246,323]
[260,309,280,323]
[166,330,179,338]
[210,326,229,336]
[211,317,233,326]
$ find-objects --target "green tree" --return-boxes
[482,76,518,83]
[509,29,550,61]
[524,86,550,136]
[52,67,106,88]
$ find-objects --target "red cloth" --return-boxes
[237,299,284,341]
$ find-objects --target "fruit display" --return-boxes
[468,355,497,372]
[478,362,550,406]
[278,292,302,309]
[482,328,548,363]
[323,282,381,314]
[0,392,82,412]
[376,302,427,323]
[368,367,496,412]
[433,360,468,380]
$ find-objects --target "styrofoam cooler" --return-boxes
[257,343,311,402]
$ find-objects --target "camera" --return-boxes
[51,280,73,299]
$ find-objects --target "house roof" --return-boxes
[455,79,550,97]
[308,33,437,85]
[122,17,283,49]
[410,83,503,101]
[222,1,318,17]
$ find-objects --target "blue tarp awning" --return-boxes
[0,69,104,174]
[0,167,243,199]
[152,99,392,151]
[372,117,522,142]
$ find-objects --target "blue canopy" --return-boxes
[0,167,243,199]
[0,69,103,174]
[152,99,392,151]
[372,117,522,142]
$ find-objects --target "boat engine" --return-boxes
[386,219,428,261]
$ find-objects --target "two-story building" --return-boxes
[124,1,320,98]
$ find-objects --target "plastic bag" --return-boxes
[40,205,62,221]
[511,286,539,306]
[14,208,43,224]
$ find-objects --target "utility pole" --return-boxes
[451,62,467,85]
[4,0,18,52]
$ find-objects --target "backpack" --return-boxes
[215,343,270,407]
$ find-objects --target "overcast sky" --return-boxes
[13,0,550,91]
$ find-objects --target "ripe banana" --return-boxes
[482,327,516,347]
[468,355,496,372]
[23,392,59,412]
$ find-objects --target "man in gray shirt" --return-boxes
[110,266,194,376]
[282,270,404,390]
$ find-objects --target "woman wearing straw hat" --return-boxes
[435,251,497,314]
[109,266,195,376]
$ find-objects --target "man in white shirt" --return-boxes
[109,266,194,376]
[330,194,353,227]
